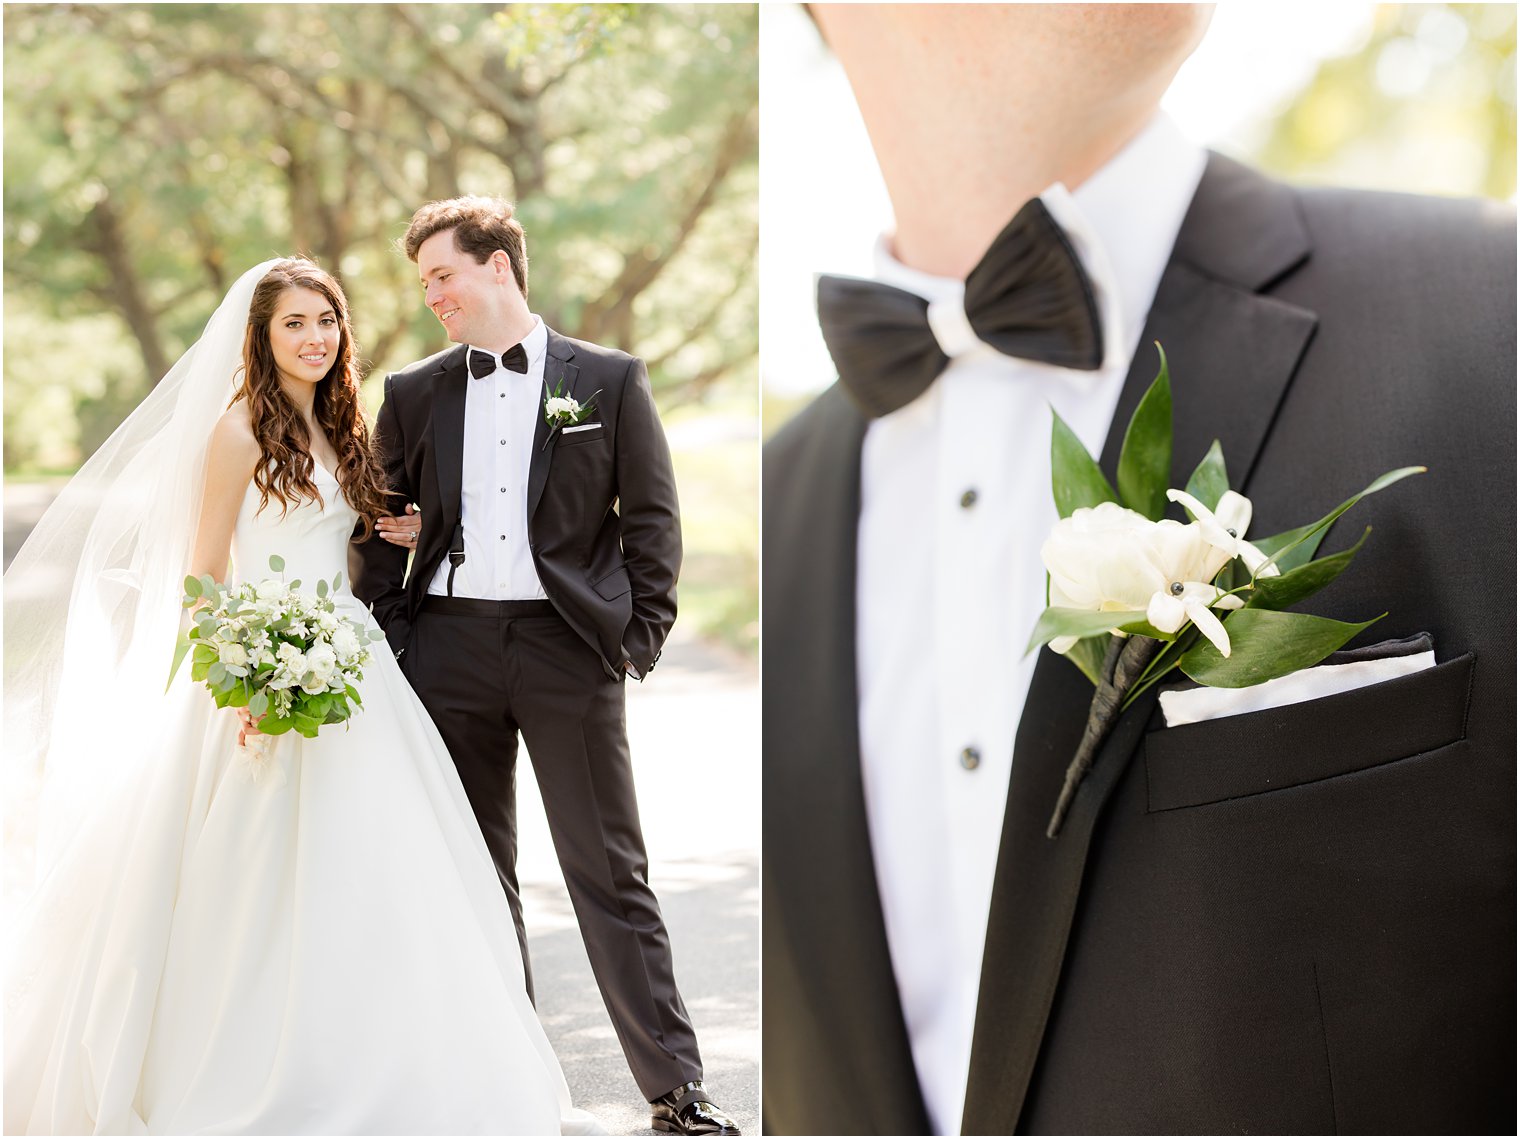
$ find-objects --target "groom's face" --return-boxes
[417,228,518,347]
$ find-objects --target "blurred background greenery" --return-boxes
[759,1,1517,435]
[3,2,758,654]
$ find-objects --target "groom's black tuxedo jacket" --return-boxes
[351,330,681,681]
[762,154,1516,1135]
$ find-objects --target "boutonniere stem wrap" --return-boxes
[1029,344,1424,838]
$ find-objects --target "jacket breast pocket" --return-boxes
[558,422,605,447]
[1143,653,1475,812]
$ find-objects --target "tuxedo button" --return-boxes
[960,746,980,770]
[960,488,978,509]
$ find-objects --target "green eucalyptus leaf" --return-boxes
[1050,408,1118,518]
[1062,636,1108,687]
[1026,607,1147,656]
[167,630,194,692]
[259,714,293,736]
[184,575,203,600]
[367,628,387,641]
[248,692,270,718]
[332,572,344,592]
[269,554,285,573]
[1256,466,1425,575]
[1184,439,1229,512]
[1248,527,1371,611]
[1179,609,1382,689]
[317,579,329,599]
[198,574,218,598]
[207,661,228,687]
[191,659,211,683]
[1116,344,1173,520]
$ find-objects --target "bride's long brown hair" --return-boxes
[234,259,389,540]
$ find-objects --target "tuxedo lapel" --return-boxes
[961,153,1318,1135]
[430,345,470,539]
[528,330,579,522]
[763,386,931,1132]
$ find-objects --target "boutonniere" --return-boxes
[1030,344,1424,838]
[541,381,602,450]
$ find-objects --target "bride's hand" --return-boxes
[376,503,422,549]
[236,707,265,747]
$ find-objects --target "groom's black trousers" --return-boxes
[405,596,702,1100]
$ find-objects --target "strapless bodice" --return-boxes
[231,462,363,613]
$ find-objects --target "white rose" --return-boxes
[302,644,338,692]
[545,395,579,419]
[331,625,361,659]
[1041,499,1245,658]
[255,579,288,602]
[217,642,249,668]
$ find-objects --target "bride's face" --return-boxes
[269,287,341,388]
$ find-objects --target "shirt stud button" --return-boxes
[960,488,978,509]
[960,746,981,771]
[500,439,506,445]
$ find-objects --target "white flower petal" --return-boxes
[1050,635,1078,654]
[1146,591,1187,634]
[1239,539,1280,577]
[1186,600,1233,658]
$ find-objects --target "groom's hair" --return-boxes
[402,196,530,298]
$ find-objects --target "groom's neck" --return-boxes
[813,4,1205,279]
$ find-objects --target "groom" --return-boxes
[353,195,737,1136]
[764,6,1514,1136]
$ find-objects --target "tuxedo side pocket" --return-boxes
[1144,653,1474,812]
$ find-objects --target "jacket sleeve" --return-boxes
[349,373,414,657]
[612,356,682,676]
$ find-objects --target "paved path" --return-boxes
[3,480,760,1136]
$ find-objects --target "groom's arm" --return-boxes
[350,373,415,657]
[613,356,681,677]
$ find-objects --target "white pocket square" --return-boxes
[561,422,602,435]
[1158,648,1437,728]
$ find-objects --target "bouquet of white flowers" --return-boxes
[170,554,386,739]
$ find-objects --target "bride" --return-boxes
[3,259,600,1135]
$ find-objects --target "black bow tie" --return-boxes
[816,198,1104,418]
[468,343,529,378]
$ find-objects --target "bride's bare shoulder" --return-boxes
[209,403,260,468]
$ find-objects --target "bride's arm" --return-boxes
[188,409,261,582]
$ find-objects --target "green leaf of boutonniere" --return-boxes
[1183,439,1229,512]
[1062,636,1108,687]
[1117,343,1173,521]
[1025,606,1148,656]
[1179,608,1382,688]
[1247,526,1371,611]
[1256,466,1426,574]
[1050,409,1118,518]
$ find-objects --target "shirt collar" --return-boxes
[468,315,548,374]
[872,113,1206,371]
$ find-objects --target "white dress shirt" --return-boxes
[427,317,550,600]
[853,114,1206,1135]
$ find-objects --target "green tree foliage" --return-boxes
[1256,4,1515,199]
[4,3,757,471]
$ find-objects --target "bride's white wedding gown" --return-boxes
[5,463,598,1135]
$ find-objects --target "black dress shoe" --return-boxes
[650,1081,740,1135]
